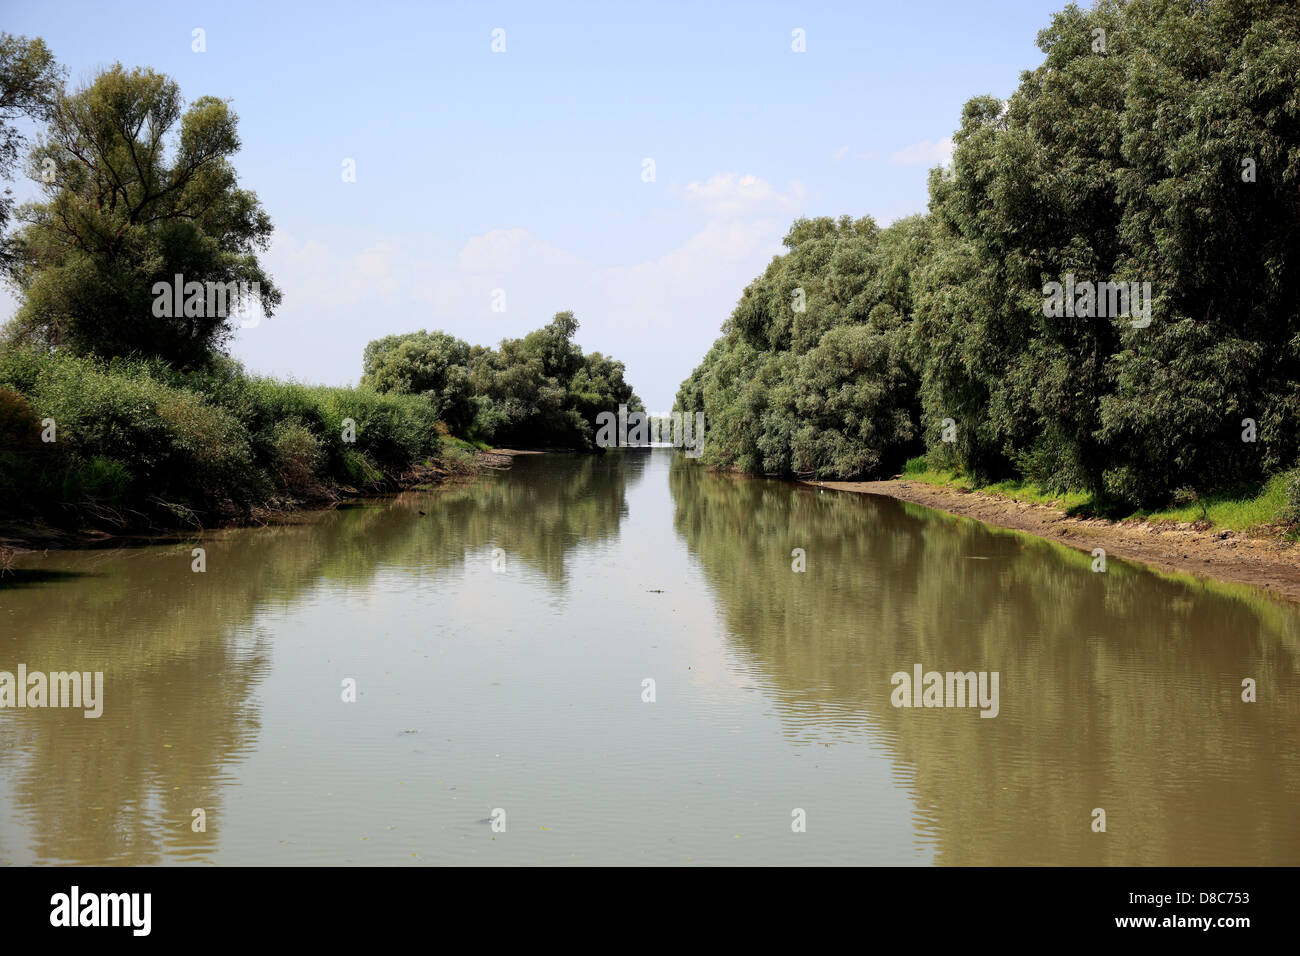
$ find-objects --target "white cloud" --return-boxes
[455,228,585,274]
[261,233,405,308]
[675,172,805,219]
[231,203,787,407]
[0,172,794,409]
[889,136,954,166]
[833,145,876,162]
[592,219,782,332]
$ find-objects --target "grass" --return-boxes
[434,435,484,475]
[899,455,1294,534]
[900,456,1095,510]
[1131,474,1292,532]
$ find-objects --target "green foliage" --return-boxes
[269,421,324,496]
[0,384,40,452]
[338,446,382,488]
[0,385,49,509]
[361,330,476,434]
[4,63,280,366]
[676,215,924,478]
[363,312,642,449]
[304,383,439,474]
[0,33,63,273]
[0,347,449,527]
[919,0,1300,504]
[61,456,130,508]
[0,349,257,509]
[1280,471,1300,527]
[678,0,1300,509]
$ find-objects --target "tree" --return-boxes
[0,33,63,273]
[5,64,281,367]
[520,310,583,381]
[676,215,922,478]
[362,312,643,449]
[920,0,1300,503]
[567,350,639,425]
[361,330,476,433]
[679,0,1300,507]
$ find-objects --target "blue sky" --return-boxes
[2,0,1078,409]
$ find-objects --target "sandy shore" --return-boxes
[805,478,1300,604]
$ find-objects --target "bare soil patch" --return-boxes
[807,478,1300,604]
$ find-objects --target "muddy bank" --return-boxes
[0,456,488,557]
[805,478,1300,604]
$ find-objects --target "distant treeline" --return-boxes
[361,311,642,451]
[675,0,1300,509]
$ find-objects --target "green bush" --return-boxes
[19,352,175,484]
[0,386,49,511]
[307,385,440,476]
[1281,471,1300,527]
[0,347,450,526]
[0,386,41,454]
[270,420,325,496]
[338,446,382,487]
[0,350,44,395]
[154,389,259,502]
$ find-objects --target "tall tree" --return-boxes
[0,33,63,272]
[5,64,281,367]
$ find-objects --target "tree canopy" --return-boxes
[0,33,63,273]
[4,63,280,367]
[677,0,1300,507]
[363,312,642,449]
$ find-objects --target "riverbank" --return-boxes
[804,477,1300,604]
[0,347,493,559]
[0,447,491,558]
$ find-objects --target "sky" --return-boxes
[1,0,1078,410]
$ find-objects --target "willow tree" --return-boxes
[917,0,1300,503]
[361,329,478,434]
[676,215,923,478]
[5,64,280,367]
[361,313,642,447]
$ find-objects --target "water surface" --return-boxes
[2,450,1297,865]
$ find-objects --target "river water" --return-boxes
[2,450,1297,865]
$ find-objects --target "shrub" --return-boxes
[308,386,439,475]
[338,447,382,487]
[0,347,452,525]
[0,386,41,454]
[154,389,259,503]
[1281,471,1300,527]
[271,420,325,496]
[0,386,49,511]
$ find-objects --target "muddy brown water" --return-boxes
[1,450,1297,864]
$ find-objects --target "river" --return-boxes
[2,449,1297,865]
